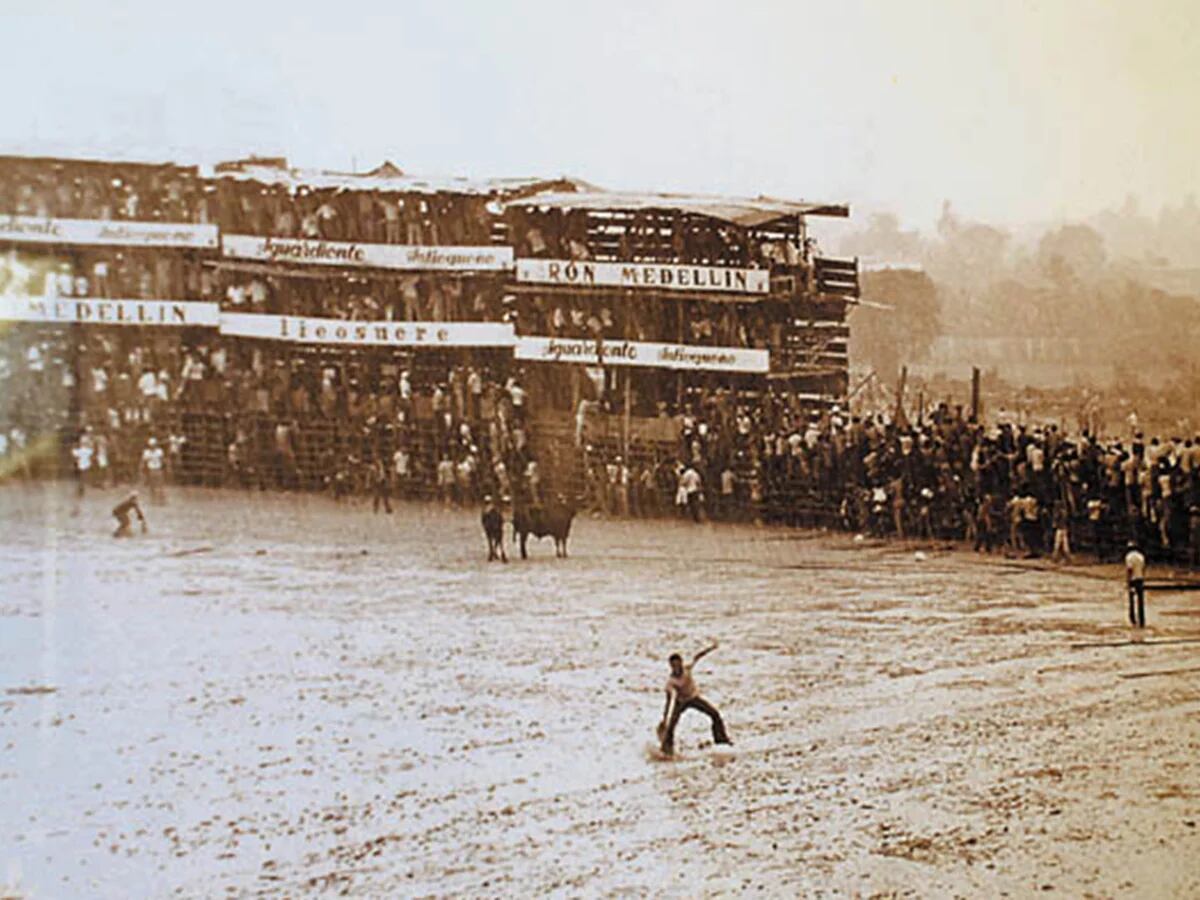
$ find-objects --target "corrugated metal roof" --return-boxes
[504,190,850,225]
[212,164,566,197]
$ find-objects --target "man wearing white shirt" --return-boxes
[1124,541,1147,628]
[138,369,159,421]
[141,437,166,504]
[71,433,94,500]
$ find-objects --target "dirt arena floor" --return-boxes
[1,482,1198,898]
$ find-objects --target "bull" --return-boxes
[512,495,578,559]
[481,498,507,562]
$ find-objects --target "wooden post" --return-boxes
[970,366,981,422]
[623,371,632,462]
[893,366,908,428]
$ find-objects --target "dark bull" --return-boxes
[511,496,579,559]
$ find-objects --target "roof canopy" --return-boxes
[504,190,850,227]
[213,163,562,197]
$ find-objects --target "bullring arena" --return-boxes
[2,151,1198,898]
[3,483,1199,897]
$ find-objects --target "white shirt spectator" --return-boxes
[142,445,165,471]
[393,449,410,477]
[1125,548,1146,581]
[1027,443,1045,472]
[72,442,94,472]
[249,280,269,308]
[138,370,159,398]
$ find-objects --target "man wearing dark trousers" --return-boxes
[658,643,731,755]
[1124,540,1147,628]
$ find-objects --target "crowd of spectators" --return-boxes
[576,389,1200,565]
[506,206,814,273]
[0,157,210,223]
[2,249,207,301]
[218,270,504,322]
[217,266,783,351]
[2,318,1198,566]
[0,326,195,485]
[213,176,493,245]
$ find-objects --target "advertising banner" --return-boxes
[0,296,220,326]
[514,335,769,373]
[219,313,516,347]
[221,234,513,271]
[0,215,219,249]
[515,259,770,294]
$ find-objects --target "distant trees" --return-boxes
[1036,224,1106,285]
[832,196,1199,402]
[848,269,942,381]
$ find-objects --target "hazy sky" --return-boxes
[2,0,1196,232]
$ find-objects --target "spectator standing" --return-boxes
[1124,541,1147,629]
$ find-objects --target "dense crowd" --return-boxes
[506,206,814,271]
[2,321,1198,564]
[213,176,493,245]
[578,390,1200,565]
[0,157,210,223]
[217,266,783,350]
[218,270,504,322]
[2,248,207,301]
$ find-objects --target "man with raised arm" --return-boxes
[657,642,732,755]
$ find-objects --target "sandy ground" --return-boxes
[1,483,1198,899]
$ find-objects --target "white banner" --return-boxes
[221,234,514,271]
[514,336,769,373]
[219,313,516,347]
[0,296,220,326]
[0,214,218,249]
[515,259,770,294]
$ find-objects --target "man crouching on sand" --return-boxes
[112,491,147,538]
[658,643,732,754]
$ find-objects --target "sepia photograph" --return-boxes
[1,1,1198,896]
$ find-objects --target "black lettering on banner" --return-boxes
[437,328,449,342]
[373,325,388,341]
[335,325,348,340]
[279,317,290,338]
[314,325,326,340]
[621,266,639,285]
[677,268,690,287]
[76,301,92,321]
[415,327,427,342]
[394,327,407,342]
[659,268,673,286]
[171,304,188,324]
[734,271,747,290]
[547,261,561,281]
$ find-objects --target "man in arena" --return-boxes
[71,430,95,500]
[141,436,166,504]
[658,643,732,755]
[111,490,147,538]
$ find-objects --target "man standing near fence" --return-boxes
[1124,540,1147,629]
[369,456,393,514]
